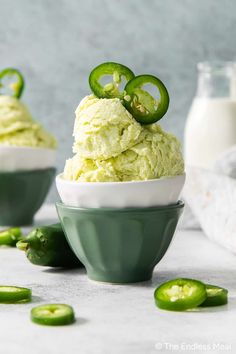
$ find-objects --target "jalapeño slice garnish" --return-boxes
[89,62,135,99]
[0,68,25,98]
[123,74,169,124]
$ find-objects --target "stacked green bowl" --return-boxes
[0,168,56,226]
[56,201,184,283]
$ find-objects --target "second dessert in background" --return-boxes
[0,68,56,150]
[0,68,57,226]
[0,95,56,149]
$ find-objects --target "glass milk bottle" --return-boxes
[184,61,236,169]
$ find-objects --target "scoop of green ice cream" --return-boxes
[64,122,184,182]
[64,156,119,182]
[72,95,142,159]
[0,95,56,149]
[111,124,184,180]
[0,125,57,148]
[0,96,33,135]
[64,93,184,182]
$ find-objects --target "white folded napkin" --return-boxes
[183,144,236,253]
[214,145,236,179]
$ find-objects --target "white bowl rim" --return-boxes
[56,172,186,186]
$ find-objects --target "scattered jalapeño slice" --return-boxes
[200,284,228,307]
[154,278,207,311]
[31,304,75,326]
[0,286,31,303]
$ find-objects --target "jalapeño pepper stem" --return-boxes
[16,240,29,251]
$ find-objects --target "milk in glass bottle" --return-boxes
[184,61,236,169]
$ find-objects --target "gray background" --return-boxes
[1,0,236,201]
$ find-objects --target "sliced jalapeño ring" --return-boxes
[0,68,25,98]
[89,62,135,99]
[154,278,207,311]
[124,74,169,124]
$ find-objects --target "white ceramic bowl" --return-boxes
[56,173,186,208]
[0,146,56,172]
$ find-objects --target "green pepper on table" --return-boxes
[200,284,228,307]
[0,286,31,303]
[154,278,228,311]
[17,223,83,268]
[0,227,23,247]
[31,304,75,326]
[154,278,207,311]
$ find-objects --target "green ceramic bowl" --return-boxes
[0,168,56,226]
[56,201,184,284]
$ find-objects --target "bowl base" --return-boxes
[87,269,153,284]
[0,217,33,227]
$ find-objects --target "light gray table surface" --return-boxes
[0,205,235,354]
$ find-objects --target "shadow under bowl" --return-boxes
[56,201,184,284]
[0,168,56,226]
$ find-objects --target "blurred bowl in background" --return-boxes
[0,146,56,172]
[0,168,56,226]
